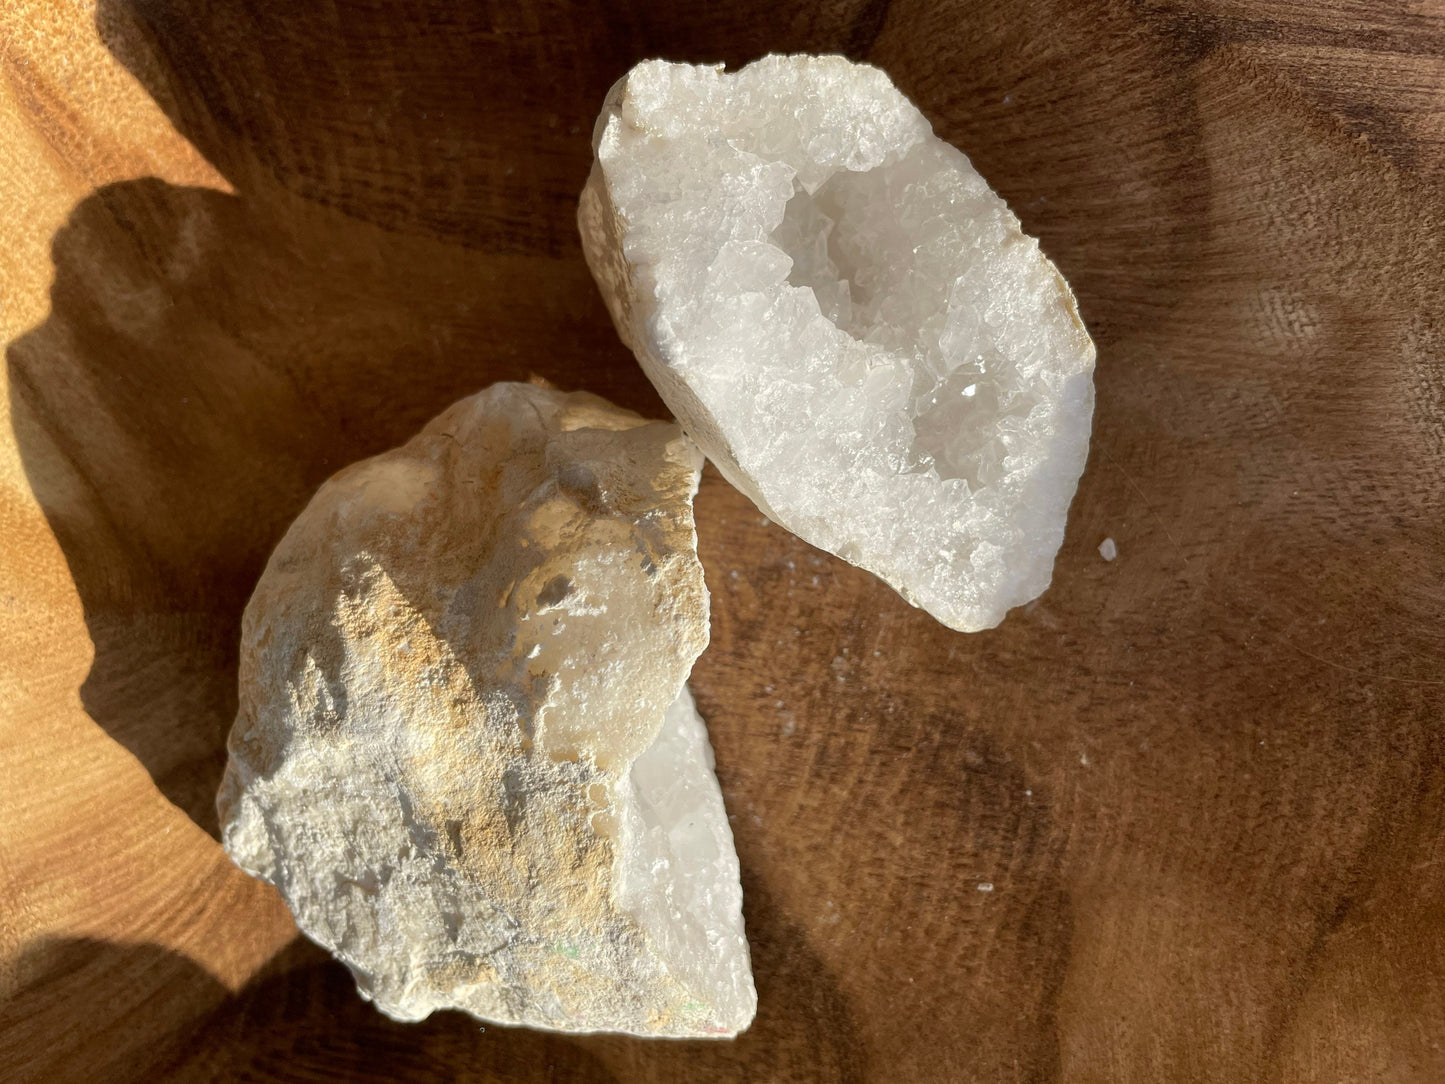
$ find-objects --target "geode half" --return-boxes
[218,382,755,1037]
[580,54,1096,631]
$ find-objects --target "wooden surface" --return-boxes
[1,1,1443,1080]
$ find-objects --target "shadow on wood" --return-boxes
[0,935,619,1083]
[0,880,859,1084]
[4,173,643,836]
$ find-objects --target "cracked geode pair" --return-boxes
[218,55,1095,1039]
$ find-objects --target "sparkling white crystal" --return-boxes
[580,54,1096,631]
[217,382,755,1037]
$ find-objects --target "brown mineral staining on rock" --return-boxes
[218,382,755,1037]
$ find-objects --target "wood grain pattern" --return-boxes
[1,1,1442,1080]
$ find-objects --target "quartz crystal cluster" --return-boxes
[580,54,1096,631]
[218,383,756,1037]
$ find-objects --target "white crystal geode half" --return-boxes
[217,383,755,1037]
[580,54,1096,631]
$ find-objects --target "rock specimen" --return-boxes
[580,54,1096,631]
[218,383,756,1037]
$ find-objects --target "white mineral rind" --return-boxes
[580,54,1096,631]
[218,382,755,1038]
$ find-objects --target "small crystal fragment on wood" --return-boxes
[218,382,755,1038]
[580,54,1096,631]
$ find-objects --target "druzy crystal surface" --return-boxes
[218,383,755,1037]
[580,55,1096,631]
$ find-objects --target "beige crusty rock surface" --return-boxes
[217,382,756,1037]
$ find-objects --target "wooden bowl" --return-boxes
[3,2,1442,1080]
